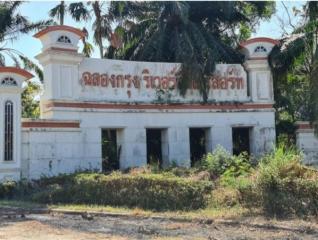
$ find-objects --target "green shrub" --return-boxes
[201,146,235,178]
[210,187,241,208]
[257,144,303,183]
[256,177,318,217]
[28,173,213,211]
[200,146,251,182]
[0,181,17,199]
[220,153,252,187]
[255,145,318,217]
[235,175,261,208]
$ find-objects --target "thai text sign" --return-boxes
[82,66,244,90]
[78,59,247,102]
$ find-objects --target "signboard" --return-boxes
[77,58,248,102]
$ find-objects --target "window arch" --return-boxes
[57,35,72,44]
[254,45,267,53]
[1,77,17,86]
[4,101,14,161]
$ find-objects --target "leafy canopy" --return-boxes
[107,1,275,101]
[269,2,318,134]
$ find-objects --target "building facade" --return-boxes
[0,26,277,181]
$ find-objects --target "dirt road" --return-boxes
[0,210,317,240]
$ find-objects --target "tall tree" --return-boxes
[49,1,66,25]
[107,1,275,101]
[69,1,112,58]
[269,2,318,135]
[22,81,41,118]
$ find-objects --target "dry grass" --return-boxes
[50,203,259,220]
[0,199,258,220]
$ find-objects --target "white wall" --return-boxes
[296,122,318,166]
[21,127,101,179]
[42,107,275,169]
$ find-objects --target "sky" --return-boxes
[4,1,307,74]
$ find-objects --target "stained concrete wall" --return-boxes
[21,127,101,179]
[296,122,318,167]
[40,108,276,170]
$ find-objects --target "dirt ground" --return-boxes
[0,209,318,240]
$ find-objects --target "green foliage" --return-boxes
[201,146,251,181]
[49,1,66,25]
[0,2,51,68]
[210,187,241,208]
[48,2,94,57]
[3,173,213,211]
[257,144,302,183]
[257,178,318,217]
[220,156,252,187]
[0,181,16,199]
[269,2,318,135]
[249,145,318,217]
[108,1,275,101]
[66,1,110,58]
[21,81,41,118]
[201,146,233,177]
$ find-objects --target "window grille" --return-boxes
[1,77,17,86]
[4,101,13,161]
[57,35,71,44]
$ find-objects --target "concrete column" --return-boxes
[251,126,276,157]
[211,126,233,153]
[167,127,191,167]
[82,128,102,171]
[117,128,147,169]
[205,128,213,153]
[161,129,169,168]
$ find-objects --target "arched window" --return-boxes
[254,45,267,53]
[4,101,13,161]
[1,77,17,86]
[57,35,71,44]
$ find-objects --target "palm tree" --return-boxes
[106,1,275,101]
[68,1,112,58]
[49,1,66,25]
[0,1,51,80]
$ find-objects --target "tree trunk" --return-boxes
[60,1,65,25]
[92,1,104,58]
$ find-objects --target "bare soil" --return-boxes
[0,209,318,240]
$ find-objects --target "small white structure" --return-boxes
[296,121,318,166]
[0,26,278,180]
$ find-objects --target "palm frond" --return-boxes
[68,2,90,21]
[19,55,43,82]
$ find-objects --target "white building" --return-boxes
[0,26,278,181]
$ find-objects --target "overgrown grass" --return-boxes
[0,199,254,220]
[0,172,213,211]
[254,145,318,217]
